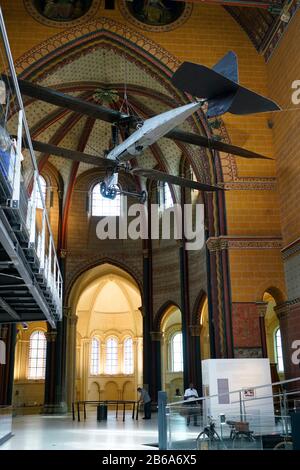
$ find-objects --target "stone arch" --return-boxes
[154,300,181,332]
[263,286,286,305]
[65,257,143,307]
[191,289,207,326]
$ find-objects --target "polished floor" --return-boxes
[1,411,159,450]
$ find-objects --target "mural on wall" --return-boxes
[120,0,192,32]
[24,0,101,27]
[33,0,93,21]
[126,0,185,26]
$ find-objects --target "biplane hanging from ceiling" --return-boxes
[2,51,280,202]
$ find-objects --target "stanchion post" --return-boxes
[158,391,167,450]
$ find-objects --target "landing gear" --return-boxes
[100,182,117,200]
[139,191,147,204]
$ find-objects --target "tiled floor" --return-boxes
[1,411,159,450]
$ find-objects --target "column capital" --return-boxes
[189,325,201,337]
[150,331,162,342]
[0,325,9,340]
[68,314,78,326]
[256,301,268,318]
[45,331,57,342]
[63,306,71,317]
[206,237,227,252]
[274,302,290,320]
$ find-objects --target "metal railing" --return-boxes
[0,8,62,322]
[159,377,300,450]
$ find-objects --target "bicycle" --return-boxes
[196,417,221,449]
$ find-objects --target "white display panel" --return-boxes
[201,359,275,430]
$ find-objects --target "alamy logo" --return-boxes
[96,201,205,251]
[0,339,5,365]
[291,340,300,366]
[291,80,300,105]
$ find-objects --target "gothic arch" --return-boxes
[65,257,143,308]
[154,301,181,332]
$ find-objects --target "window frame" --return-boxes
[105,336,119,375]
[36,174,47,210]
[274,327,284,373]
[90,337,101,376]
[27,330,47,380]
[90,182,121,217]
[170,331,183,372]
[123,336,134,375]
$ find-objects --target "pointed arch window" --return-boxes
[90,337,100,375]
[123,337,133,374]
[105,337,118,374]
[163,182,173,209]
[91,183,121,216]
[28,331,47,379]
[275,328,284,372]
[36,175,47,209]
[171,332,183,372]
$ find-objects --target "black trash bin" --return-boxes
[97,404,107,421]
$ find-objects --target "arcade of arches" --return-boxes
[1,1,300,416]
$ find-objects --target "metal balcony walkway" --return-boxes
[0,8,62,328]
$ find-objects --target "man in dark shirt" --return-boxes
[137,387,151,419]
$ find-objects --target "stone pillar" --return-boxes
[142,246,154,397]
[206,237,234,358]
[43,317,67,414]
[150,331,162,400]
[0,324,17,405]
[81,338,90,401]
[189,324,203,394]
[179,187,193,390]
[179,239,192,390]
[256,302,268,358]
[65,312,78,408]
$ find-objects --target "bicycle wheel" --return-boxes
[196,432,209,450]
[273,440,293,450]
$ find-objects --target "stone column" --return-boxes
[179,238,192,390]
[189,324,203,394]
[81,338,90,401]
[0,324,17,405]
[65,312,78,408]
[43,316,68,414]
[256,302,268,358]
[150,331,162,400]
[206,237,234,359]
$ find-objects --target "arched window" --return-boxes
[275,328,284,372]
[105,337,118,374]
[123,337,133,374]
[90,337,100,375]
[28,331,47,379]
[36,175,47,209]
[171,332,183,372]
[163,182,173,209]
[91,183,121,216]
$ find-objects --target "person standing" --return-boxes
[137,387,151,419]
[184,382,199,426]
